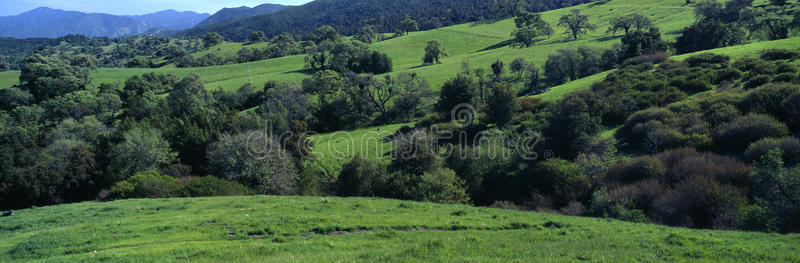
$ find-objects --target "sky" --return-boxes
[0,0,314,16]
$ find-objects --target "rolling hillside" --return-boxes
[0,196,797,262]
[1,0,695,91]
[0,0,796,95]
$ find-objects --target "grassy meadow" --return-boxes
[0,195,798,262]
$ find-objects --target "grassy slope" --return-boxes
[0,196,797,262]
[534,37,800,101]
[0,0,698,92]
[0,70,18,90]
[311,123,409,176]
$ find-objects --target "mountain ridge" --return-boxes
[194,3,289,27]
[0,7,210,38]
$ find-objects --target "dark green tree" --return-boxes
[558,9,597,40]
[423,40,447,65]
[202,32,224,48]
[511,12,553,47]
[486,81,519,126]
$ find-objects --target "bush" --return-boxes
[175,176,251,197]
[653,175,747,229]
[336,156,384,197]
[524,159,591,209]
[740,83,800,114]
[733,57,776,74]
[412,168,470,204]
[745,137,800,166]
[772,73,797,83]
[761,49,800,61]
[714,114,789,149]
[601,156,666,185]
[109,170,178,199]
[684,53,730,68]
[207,131,299,195]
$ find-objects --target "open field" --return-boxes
[1,195,799,262]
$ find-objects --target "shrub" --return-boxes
[714,114,789,149]
[109,170,178,199]
[175,176,251,197]
[601,156,666,185]
[412,168,470,204]
[684,53,730,68]
[740,83,800,114]
[653,175,747,229]
[336,156,384,197]
[761,49,799,61]
[524,159,591,209]
[713,68,742,84]
[207,131,299,195]
[703,103,741,126]
[733,57,776,74]
[772,73,797,83]
[745,137,800,166]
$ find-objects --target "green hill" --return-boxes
[0,196,797,262]
[1,0,699,92]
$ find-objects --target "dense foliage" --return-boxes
[182,0,595,41]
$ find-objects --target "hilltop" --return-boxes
[0,196,797,262]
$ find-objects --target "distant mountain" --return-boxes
[195,4,288,27]
[130,10,211,31]
[182,0,594,41]
[0,7,210,38]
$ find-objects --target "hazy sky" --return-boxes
[0,0,314,16]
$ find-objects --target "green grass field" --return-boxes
[0,195,797,262]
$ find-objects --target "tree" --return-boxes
[510,57,527,79]
[675,19,745,54]
[308,25,339,44]
[207,131,299,195]
[249,31,265,42]
[511,12,554,47]
[393,72,434,122]
[491,60,505,81]
[544,91,605,159]
[620,27,668,61]
[362,75,398,124]
[437,74,479,115]
[400,18,419,35]
[486,81,519,126]
[355,25,378,44]
[751,149,800,232]
[108,127,177,183]
[607,13,653,35]
[558,9,597,40]
[202,32,224,48]
[545,48,581,83]
[0,55,9,71]
[0,87,33,111]
[19,54,92,102]
[423,40,447,65]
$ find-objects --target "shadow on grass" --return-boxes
[475,40,513,53]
